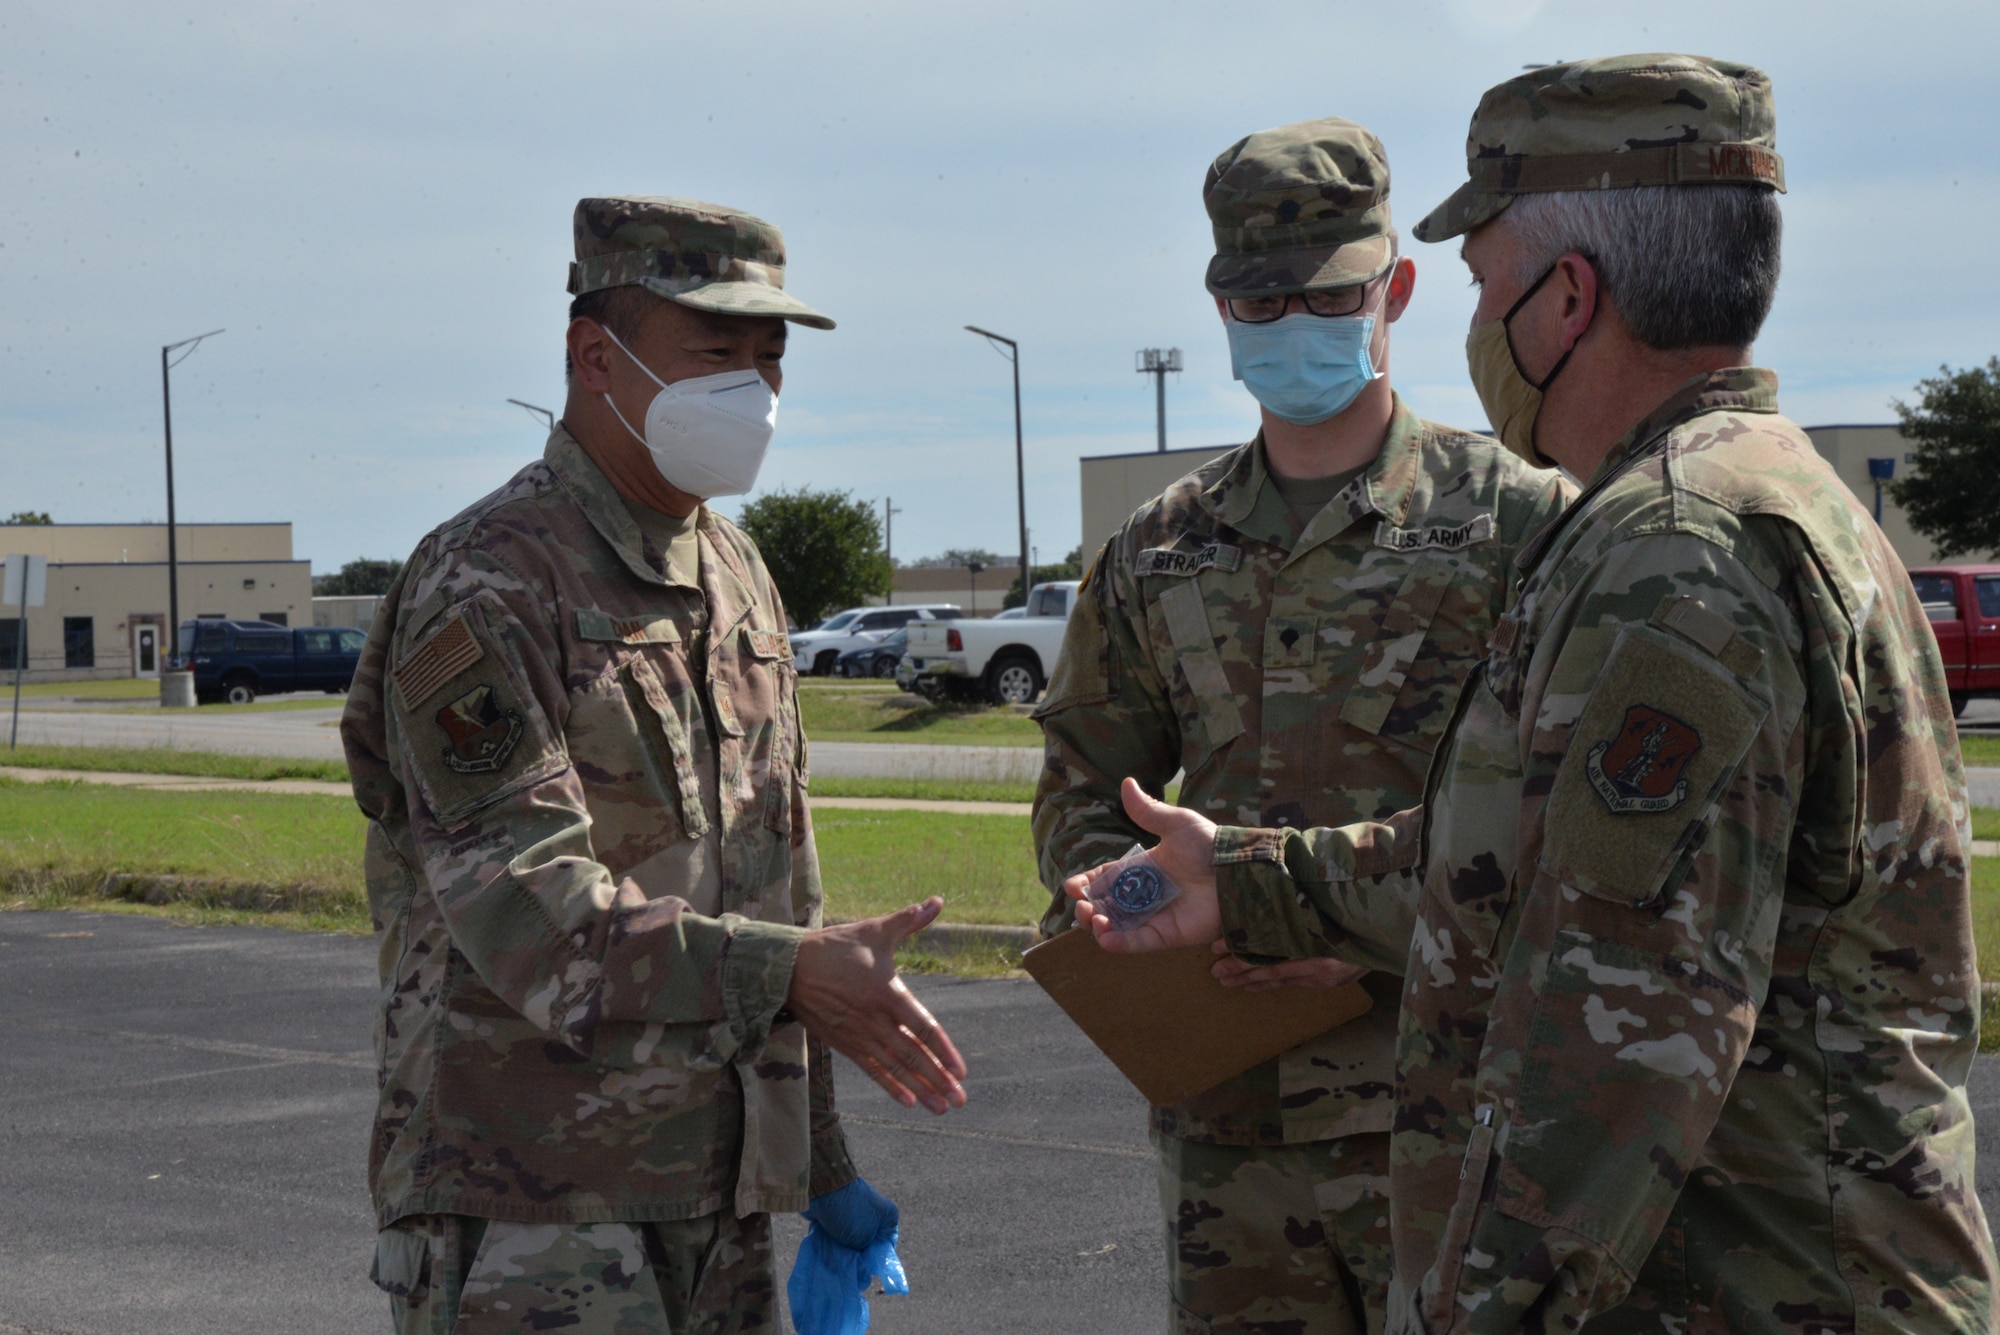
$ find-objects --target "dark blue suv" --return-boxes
[179,619,366,704]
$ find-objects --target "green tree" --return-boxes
[737,487,892,627]
[1889,358,2000,559]
[3,511,52,525]
[1004,545,1085,609]
[313,557,404,596]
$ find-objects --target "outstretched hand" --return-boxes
[788,898,967,1115]
[1063,777,1223,952]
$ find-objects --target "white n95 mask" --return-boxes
[598,324,777,498]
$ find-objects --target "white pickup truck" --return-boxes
[902,580,1081,705]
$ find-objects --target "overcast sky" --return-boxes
[4,0,1995,574]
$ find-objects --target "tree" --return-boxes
[736,487,892,627]
[313,557,404,596]
[1889,358,2000,559]
[1004,545,1086,609]
[939,547,1000,570]
[3,511,51,525]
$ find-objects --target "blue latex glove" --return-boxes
[787,1177,908,1335]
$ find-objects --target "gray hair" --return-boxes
[1501,185,1782,352]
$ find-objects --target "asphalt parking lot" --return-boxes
[7,910,2000,1335]
[0,911,1161,1335]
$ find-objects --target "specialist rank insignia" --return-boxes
[436,684,524,775]
[1584,704,1702,814]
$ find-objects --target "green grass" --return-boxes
[0,743,351,783]
[13,678,162,700]
[1965,736,2000,767]
[0,782,1045,935]
[796,682,1041,747]
[810,775,1036,804]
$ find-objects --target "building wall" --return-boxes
[0,560,312,682]
[0,522,293,564]
[313,595,385,633]
[876,564,1019,617]
[1078,444,1237,557]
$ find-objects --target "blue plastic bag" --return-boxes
[786,1177,908,1335]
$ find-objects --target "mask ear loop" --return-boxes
[592,320,670,449]
[1498,259,1586,466]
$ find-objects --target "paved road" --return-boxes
[0,912,1160,1335]
[10,708,1046,783]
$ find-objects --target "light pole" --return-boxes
[881,497,903,604]
[508,399,556,431]
[160,328,223,693]
[964,326,1029,609]
[1136,348,1182,452]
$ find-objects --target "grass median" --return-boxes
[796,681,1040,747]
[0,779,1045,939]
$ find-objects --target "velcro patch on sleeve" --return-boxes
[393,613,484,707]
[742,628,791,660]
[575,608,681,645]
[1540,625,1768,907]
[1373,512,1495,553]
[1135,542,1242,578]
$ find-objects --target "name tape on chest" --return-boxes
[742,628,792,661]
[1373,512,1495,554]
[393,612,484,706]
[1135,542,1243,579]
[574,608,682,645]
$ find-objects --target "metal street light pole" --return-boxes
[964,326,1029,607]
[507,399,556,431]
[881,497,903,604]
[1136,348,1182,452]
[160,329,223,682]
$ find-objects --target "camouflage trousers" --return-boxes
[1155,1131,1392,1335]
[372,1211,775,1335]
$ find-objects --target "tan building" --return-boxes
[0,523,311,683]
[877,563,1020,617]
[1076,425,1973,573]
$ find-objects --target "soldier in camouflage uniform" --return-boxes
[1032,120,1571,1335]
[1067,56,1999,1333]
[343,196,966,1335]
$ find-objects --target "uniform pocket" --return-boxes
[1422,1108,1499,1333]
[1338,554,1490,756]
[1155,578,1246,766]
[1417,670,1523,963]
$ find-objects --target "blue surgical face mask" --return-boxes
[1225,297,1385,426]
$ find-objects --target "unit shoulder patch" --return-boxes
[1135,542,1242,578]
[435,684,525,775]
[1373,513,1495,553]
[1583,704,1702,814]
[575,608,681,645]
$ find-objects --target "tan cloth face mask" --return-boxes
[1465,261,1572,468]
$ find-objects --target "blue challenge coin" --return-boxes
[1109,863,1166,917]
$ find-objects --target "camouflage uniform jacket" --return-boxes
[342,425,854,1231]
[1033,393,1572,1145]
[1214,370,1998,1332]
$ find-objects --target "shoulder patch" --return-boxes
[1135,542,1242,579]
[393,613,484,706]
[1583,705,1703,814]
[743,628,791,660]
[435,684,525,775]
[1373,513,1495,553]
[575,608,681,645]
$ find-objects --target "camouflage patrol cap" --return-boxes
[566,195,834,330]
[1416,53,1785,244]
[1203,118,1394,298]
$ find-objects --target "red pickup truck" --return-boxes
[1909,564,2000,717]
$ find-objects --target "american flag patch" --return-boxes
[393,613,484,706]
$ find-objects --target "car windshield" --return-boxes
[815,611,860,632]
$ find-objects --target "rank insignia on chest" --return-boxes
[1373,513,1494,553]
[435,684,524,775]
[1135,542,1242,578]
[1584,704,1702,814]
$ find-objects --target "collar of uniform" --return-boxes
[1514,366,1780,574]
[1204,392,1423,551]
[544,424,677,588]
[1581,366,1780,490]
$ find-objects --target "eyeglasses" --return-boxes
[1225,277,1380,325]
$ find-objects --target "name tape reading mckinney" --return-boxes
[1373,513,1495,553]
[1135,543,1244,578]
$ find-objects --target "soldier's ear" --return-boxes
[567,319,617,394]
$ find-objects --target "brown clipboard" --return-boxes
[1020,927,1373,1107]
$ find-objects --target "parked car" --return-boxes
[789,604,960,677]
[835,628,909,678]
[902,581,1082,705]
[179,619,366,704]
[1910,564,2000,717]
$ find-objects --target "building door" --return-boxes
[132,624,160,679]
